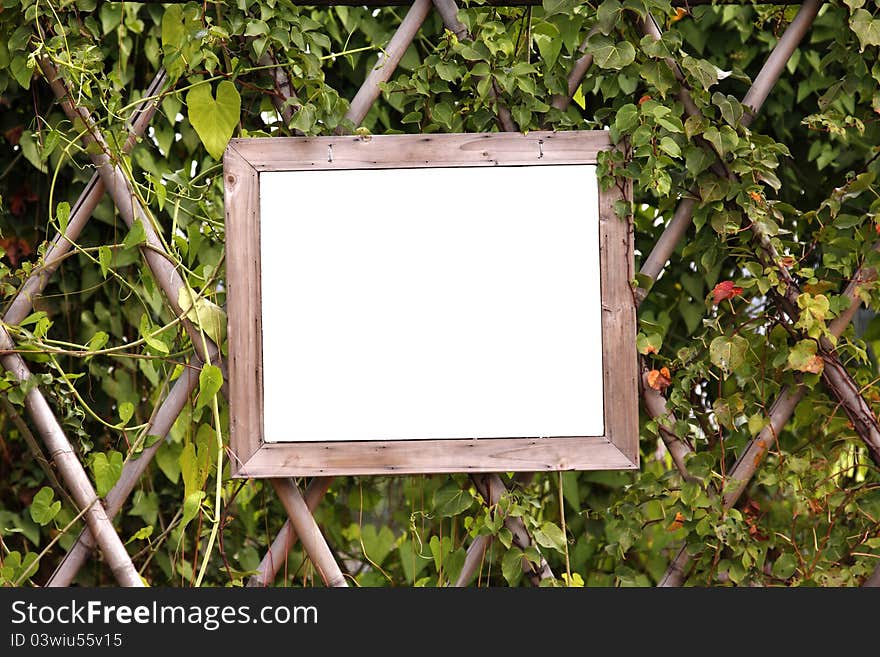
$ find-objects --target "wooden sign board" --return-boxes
[223,131,638,477]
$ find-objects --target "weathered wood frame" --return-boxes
[224,130,638,477]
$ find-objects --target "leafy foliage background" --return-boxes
[1,0,879,586]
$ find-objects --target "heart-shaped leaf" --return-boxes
[186,81,240,160]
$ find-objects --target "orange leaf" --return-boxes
[670,8,688,23]
[801,354,824,375]
[711,280,744,305]
[647,367,672,391]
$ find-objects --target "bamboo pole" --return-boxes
[550,30,597,111]
[247,478,334,587]
[432,0,517,131]
[342,0,434,128]
[270,478,348,587]
[641,369,697,482]
[454,472,535,586]
[471,474,553,585]
[47,355,204,586]
[4,69,168,325]
[39,59,218,364]
[635,0,821,302]
[0,327,143,585]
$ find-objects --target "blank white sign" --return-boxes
[259,165,604,442]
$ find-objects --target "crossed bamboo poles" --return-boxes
[8,0,877,588]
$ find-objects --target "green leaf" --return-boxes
[590,36,636,70]
[681,55,718,91]
[91,451,124,497]
[186,80,241,160]
[361,524,396,567]
[118,401,134,425]
[787,339,823,374]
[433,482,474,517]
[98,246,112,279]
[596,0,622,34]
[122,219,146,250]
[709,335,749,373]
[533,521,566,552]
[532,22,561,69]
[699,176,728,203]
[196,364,224,410]
[289,104,316,135]
[161,5,184,52]
[180,491,205,533]
[180,442,199,499]
[636,332,663,355]
[88,331,109,353]
[850,9,880,50]
[542,0,578,17]
[502,548,523,586]
[712,92,743,127]
[177,287,227,345]
[614,103,639,132]
[659,136,681,158]
[156,441,182,484]
[56,202,70,235]
[772,553,798,580]
[139,313,170,355]
[10,54,32,90]
[30,487,61,526]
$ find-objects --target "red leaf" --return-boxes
[3,125,23,146]
[711,280,743,305]
[0,237,33,266]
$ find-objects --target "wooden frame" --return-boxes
[224,130,638,477]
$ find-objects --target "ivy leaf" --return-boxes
[681,55,718,91]
[533,521,566,551]
[711,280,744,305]
[122,218,147,251]
[636,332,663,355]
[709,335,749,373]
[361,524,396,567]
[772,553,799,580]
[196,364,224,410]
[596,0,622,34]
[139,313,170,355]
[712,92,744,127]
[542,0,578,17]
[10,54,32,90]
[30,487,61,526]
[118,401,134,425]
[161,5,184,52]
[177,286,227,345]
[91,450,124,497]
[532,22,562,69]
[850,9,880,50]
[614,103,639,132]
[433,482,474,517]
[186,81,241,160]
[590,36,636,70]
[502,548,523,586]
[56,202,70,235]
[787,339,824,374]
[98,245,112,279]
